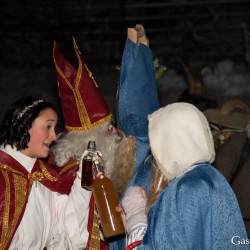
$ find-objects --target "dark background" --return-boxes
[1,0,250,132]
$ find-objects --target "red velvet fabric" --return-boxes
[53,38,111,130]
[0,150,76,249]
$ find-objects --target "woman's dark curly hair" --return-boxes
[0,96,56,150]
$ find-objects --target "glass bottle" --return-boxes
[81,141,96,190]
[92,160,125,239]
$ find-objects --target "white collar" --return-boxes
[0,144,36,173]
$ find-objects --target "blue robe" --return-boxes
[116,39,159,138]
[109,138,152,250]
[138,163,249,250]
[110,32,159,249]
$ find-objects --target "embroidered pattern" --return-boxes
[88,208,100,250]
[0,167,28,249]
[58,161,79,175]
[1,170,11,248]
[53,38,112,131]
[39,160,58,182]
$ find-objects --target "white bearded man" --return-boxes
[51,119,136,196]
[49,37,138,249]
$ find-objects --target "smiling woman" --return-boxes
[0,96,93,250]
[0,96,57,156]
[22,107,57,158]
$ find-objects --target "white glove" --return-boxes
[121,186,147,234]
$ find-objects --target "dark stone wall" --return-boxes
[1,0,250,131]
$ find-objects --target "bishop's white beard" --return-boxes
[51,121,120,180]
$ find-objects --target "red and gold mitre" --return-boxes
[53,37,112,131]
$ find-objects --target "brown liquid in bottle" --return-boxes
[81,141,96,190]
[81,160,93,190]
[92,173,125,239]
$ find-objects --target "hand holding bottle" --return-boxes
[121,186,147,234]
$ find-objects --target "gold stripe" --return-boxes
[53,63,80,116]
[53,41,86,128]
[73,38,92,129]
[53,39,112,131]
[0,163,26,177]
[65,113,112,131]
[0,171,28,249]
[39,160,58,182]
[72,38,98,88]
[5,175,27,249]
[1,171,10,246]
[88,207,101,250]
[53,40,92,129]
[84,63,98,88]
[58,161,79,175]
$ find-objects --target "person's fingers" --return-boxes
[116,205,127,229]
[115,205,124,213]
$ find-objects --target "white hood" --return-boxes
[148,103,215,181]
